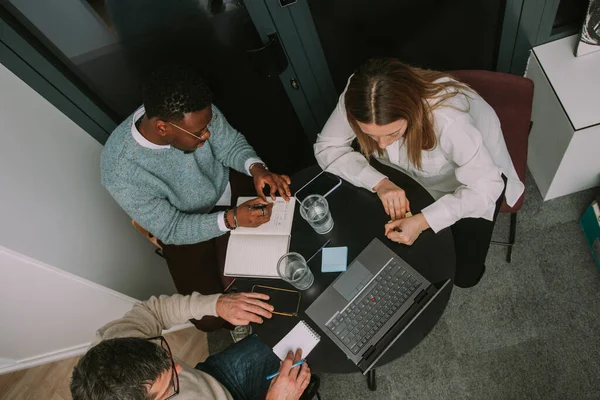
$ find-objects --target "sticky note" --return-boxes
[321,246,348,273]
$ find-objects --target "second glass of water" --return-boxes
[277,252,314,290]
[300,194,334,234]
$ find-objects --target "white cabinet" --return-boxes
[526,35,600,201]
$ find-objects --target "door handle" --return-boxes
[246,33,288,78]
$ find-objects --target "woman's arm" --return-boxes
[314,95,387,191]
[421,116,504,233]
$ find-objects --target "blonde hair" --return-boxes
[344,58,471,169]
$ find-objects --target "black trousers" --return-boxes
[159,170,256,332]
[450,175,507,288]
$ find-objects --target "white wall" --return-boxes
[0,60,180,374]
[9,0,115,59]
[0,246,136,374]
[0,63,176,299]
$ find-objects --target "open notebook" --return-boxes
[224,197,296,278]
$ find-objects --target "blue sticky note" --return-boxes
[321,246,348,273]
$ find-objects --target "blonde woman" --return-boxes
[315,59,523,288]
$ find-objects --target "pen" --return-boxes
[266,359,306,380]
[248,204,268,210]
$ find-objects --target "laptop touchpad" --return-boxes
[333,262,373,302]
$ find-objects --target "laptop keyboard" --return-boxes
[325,260,421,354]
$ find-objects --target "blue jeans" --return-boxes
[195,334,280,400]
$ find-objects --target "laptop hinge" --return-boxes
[362,345,377,362]
[414,289,428,304]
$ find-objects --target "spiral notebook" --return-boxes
[272,320,321,360]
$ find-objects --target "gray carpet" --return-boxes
[209,171,600,399]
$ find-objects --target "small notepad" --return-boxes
[272,321,321,360]
[321,246,348,273]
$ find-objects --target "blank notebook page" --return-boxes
[224,234,289,277]
[272,320,321,360]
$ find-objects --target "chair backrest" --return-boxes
[448,70,534,212]
[132,220,162,249]
[131,219,237,288]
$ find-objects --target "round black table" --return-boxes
[233,161,455,386]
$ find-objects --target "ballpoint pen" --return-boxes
[248,203,268,210]
[266,359,306,380]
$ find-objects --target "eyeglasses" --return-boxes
[168,121,210,141]
[146,336,179,400]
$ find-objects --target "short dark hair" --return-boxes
[70,337,171,400]
[142,65,213,121]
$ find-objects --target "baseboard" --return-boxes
[0,342,90,375]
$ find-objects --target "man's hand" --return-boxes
[266,350,311,400]
[250,164,292,201]
[384,213,430,246]
[228,197,274,228]
[373,178,410,220]
[215,292,274,325]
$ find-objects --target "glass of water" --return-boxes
[299,194,334,234]
[277,252,314,290]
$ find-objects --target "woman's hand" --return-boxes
[373,178,410,220]
[385,213,430,246]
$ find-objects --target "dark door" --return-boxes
[305,0,507,93]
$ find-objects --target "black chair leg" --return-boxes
[506,212,517,263]
[366,369,377,391]
[491,212,518,263]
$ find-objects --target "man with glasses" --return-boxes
[70,291,312,400]
[101,65,292,333]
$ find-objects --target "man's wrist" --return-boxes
[224,209,236,230]
[249,162,268,176]
[215,293,225,318]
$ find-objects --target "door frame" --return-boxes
[0,4,116,144]
[496,0,585,75]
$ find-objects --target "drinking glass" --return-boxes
[299,194,334,234]
[277,252,314,290]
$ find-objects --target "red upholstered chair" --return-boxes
[448,70,534,262]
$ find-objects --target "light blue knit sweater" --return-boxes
[101,105,259,245]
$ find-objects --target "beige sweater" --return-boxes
[94,292,233,400]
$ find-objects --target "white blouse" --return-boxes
[314,78,524,233]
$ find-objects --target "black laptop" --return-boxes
[306,238,450,373]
